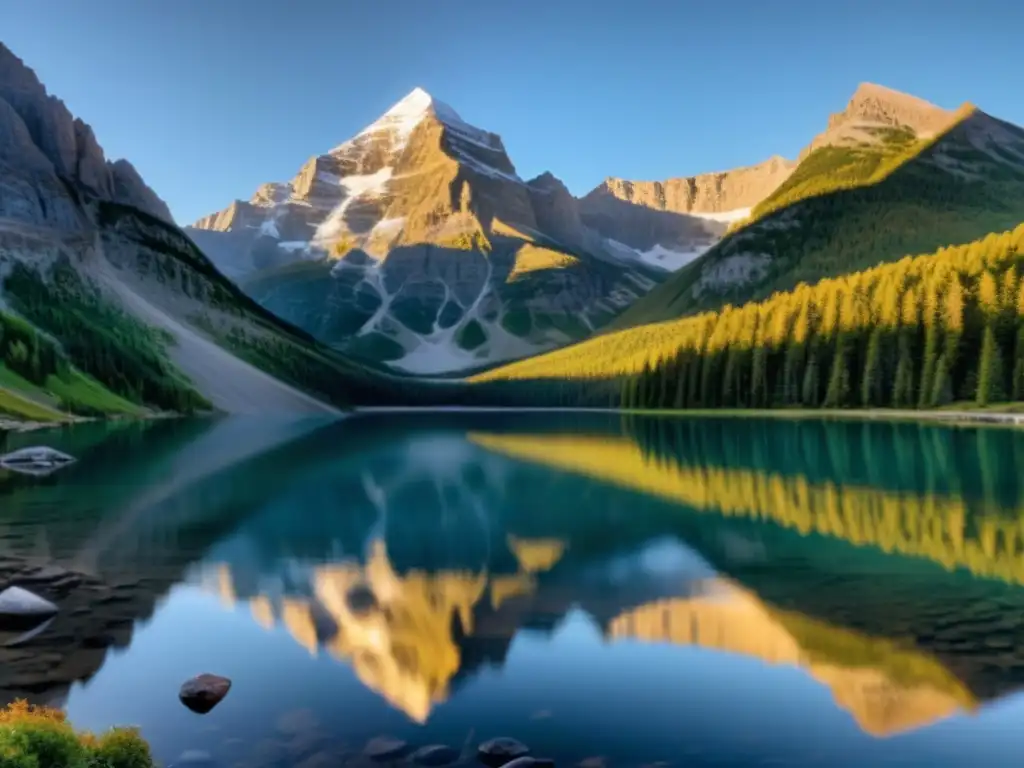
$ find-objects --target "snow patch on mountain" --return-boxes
[450,147,524,184]
[604,237,711,272]
[372,217,406,237]
[691,207,752,224]
[331,86,477,156]
[314,167,394,244]
[639,243,711,271]
[259,218,280,238]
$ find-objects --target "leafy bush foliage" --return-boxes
[0,700,154,768]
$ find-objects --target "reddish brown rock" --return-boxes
[178,673,232,714]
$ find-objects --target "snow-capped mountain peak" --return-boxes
[329,86,482,156]
[187,88,675,373]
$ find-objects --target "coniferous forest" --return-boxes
[475,223,1024,411]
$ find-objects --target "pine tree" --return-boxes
[893,336,915,408]
[824,341,850,407]
[931,353,953,406]
[976,325,1006,406]
[917,283,940,408]
[801,355,820,407]
[861,329,882,406]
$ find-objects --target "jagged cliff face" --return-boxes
[0,42,361,415]
[589,156,795,216]
[188,89,663,373]
[0,45,172,224]
[577,156,795,272]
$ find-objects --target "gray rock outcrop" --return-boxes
[0,43,173,223]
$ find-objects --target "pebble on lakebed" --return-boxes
[410,744,461,766]
[179,673,232,714]
[502,758,555,768]
[364,737,411,761]
[478,737,531,766]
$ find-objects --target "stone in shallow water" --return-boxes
[478,738,531,767]
[2,615,55,647]
[410,744,460,766]
[364,737,410,761]
[178,673,232,714]
[347,583,378,615]
[0,586,58,621]
[502,758,554,768]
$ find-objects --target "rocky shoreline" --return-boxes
[0,416,75,434]
[0,556,177,708]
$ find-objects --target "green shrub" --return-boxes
[0,700,154,768]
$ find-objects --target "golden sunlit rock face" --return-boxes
[200,521,979,739]
[608,581,974,737]
[507,535,566,574]
[209,536,565,722]
[469,432,1024,585]
[315,541,486,722]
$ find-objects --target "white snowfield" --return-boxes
[690,207,752,224]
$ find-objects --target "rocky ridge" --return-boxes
[0,42,385,415]
[189,89,678,373]
[576,155,797,270]
[0,45,172,224]
[800,81,960,159]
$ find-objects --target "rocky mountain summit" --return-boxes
[190,88,706,373]
[0,45,172,225]
[576,155,797,270]
[585,155,796,218]
[799,81,962,159]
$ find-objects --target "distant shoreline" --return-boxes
[5,405,1024,437]
[352,405,1024,429]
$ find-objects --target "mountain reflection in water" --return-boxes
[2,412,1024,767]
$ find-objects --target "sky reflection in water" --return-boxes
[1,412,1023,767]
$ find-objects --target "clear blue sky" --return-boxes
[4,0,1022,225]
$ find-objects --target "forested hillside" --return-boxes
[613,108,1024,328]
[473,223,1024,411]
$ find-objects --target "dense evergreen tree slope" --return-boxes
[611,107,1024,329]
[472,223,1024,410]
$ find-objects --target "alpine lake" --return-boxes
[2,410,1024,768]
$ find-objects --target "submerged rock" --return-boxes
[478,738,531,767]
[410,745,460,766]
[179,673,232,714]
[2,615,55,647]
[502,758,554,768]
[347,583,378,615]
[363,737,410,761]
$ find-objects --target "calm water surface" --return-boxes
[2,412,1024,767]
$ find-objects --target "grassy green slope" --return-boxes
[613,108,1024,329]
[0,310,143,422]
